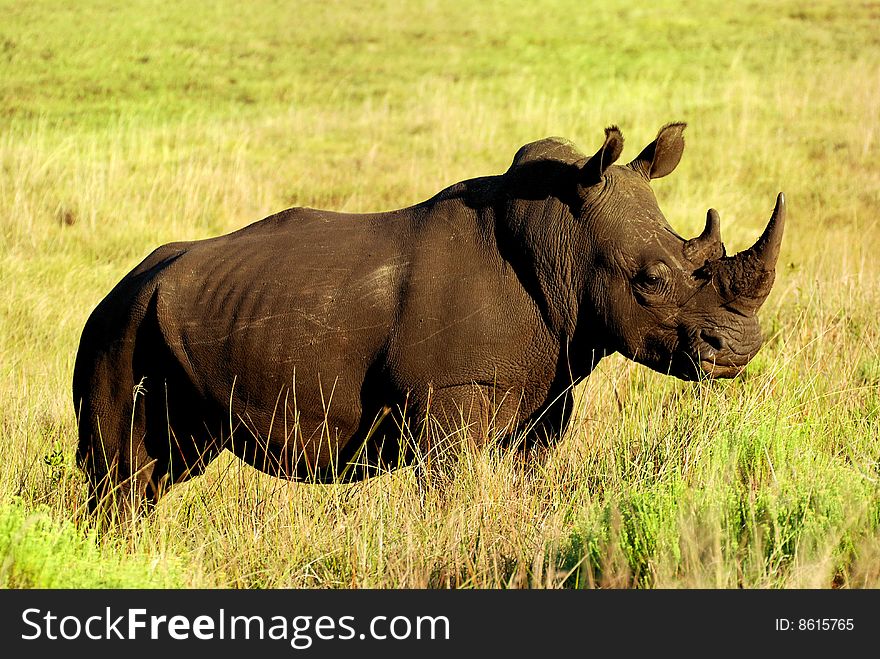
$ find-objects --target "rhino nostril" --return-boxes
[700,330,727,352]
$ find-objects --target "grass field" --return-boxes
[1,0,879,588]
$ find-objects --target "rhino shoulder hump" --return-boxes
[508,137,587,172]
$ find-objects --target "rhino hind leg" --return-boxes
[74,287,221,524]
[77,375,223,523]
[73,305,155,523]
[75,379,157,524]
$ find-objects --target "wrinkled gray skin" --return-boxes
[73,123,785,516]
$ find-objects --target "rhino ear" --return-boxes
[628,122,686,179]
[581,126,624,184]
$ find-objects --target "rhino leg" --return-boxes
[73,292,155,523]
[76,374,156,525]
[75,283,222,524]
[410,384,523,478]
[77,376,224,524]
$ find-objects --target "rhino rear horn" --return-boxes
[684,208,725,263]
[581,126,624,183]
[628,122,686,179]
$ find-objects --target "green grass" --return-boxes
[0,498,182,587]
[1,0,879,588]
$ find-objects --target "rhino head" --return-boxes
[568,123,785,380]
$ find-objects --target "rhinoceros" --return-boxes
[73,123,785,515]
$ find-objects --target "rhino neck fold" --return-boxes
[497,195,584,348]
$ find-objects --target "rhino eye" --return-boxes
[634,263,670,297]
[638,264,665,286]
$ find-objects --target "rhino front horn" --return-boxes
[746,192,786,272]
[730,192,786,307]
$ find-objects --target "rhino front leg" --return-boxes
[409,383,523,484]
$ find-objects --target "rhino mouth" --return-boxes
[639,332,760,381]
[697,357,748,378]
[643,350,751,381]
[694,343,759,378]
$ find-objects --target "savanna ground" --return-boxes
[1,0,879,588]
